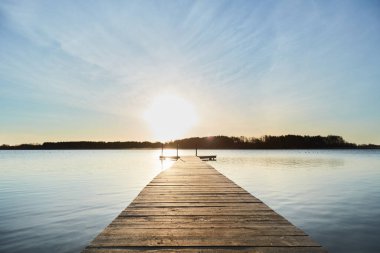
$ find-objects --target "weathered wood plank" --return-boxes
[121,206,274,216]
[109,216,292,228]
[84,247,326,253]
[129,202,265,207]
[140,189,248,193]
[99,227,306,236]
[95,231,309,244]
[82,156,326,252]
[135,194,256,200]
[144,186,246,190]
[133,196,260,203]
[147,183,238,188]
[90,235,320,247]
[111,215,291,223]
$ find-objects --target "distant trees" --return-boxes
[40,141,162,149]
[0,135,377,150]
[165,135,358,149]
[0,141,162,150]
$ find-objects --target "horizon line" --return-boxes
[1,134,379,147]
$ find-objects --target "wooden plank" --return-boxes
[133,196,260,202]
[121,210,275,216]
[147,183,240,186]
[90,235,319,247]
[140,189,248,193]
[129,202,265,207]
[110,214,289,221]
[133,197,260,202]
[96,227,306,238]
[83,247,327,253]
[138,194,253,198]
[109,216,292,228]
[83,156,327,252]
[143,185,246,189]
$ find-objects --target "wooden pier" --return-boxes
[160,155,216,161]
[83,156,326,252]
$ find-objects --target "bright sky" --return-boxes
[1,0,379,144]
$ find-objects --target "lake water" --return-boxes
[0,149,379,253]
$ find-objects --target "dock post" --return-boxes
[176,143,179,158]
[196,145,198,157]
[161,143,163,156]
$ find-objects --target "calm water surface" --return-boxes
[0,149,379,253]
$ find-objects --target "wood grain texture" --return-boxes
[83,156,327,252]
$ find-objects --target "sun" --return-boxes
[143,93,198,141]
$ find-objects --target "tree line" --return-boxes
[1,135,379,150]
[164,135,378,149]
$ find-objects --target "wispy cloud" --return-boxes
[1,0,379,144]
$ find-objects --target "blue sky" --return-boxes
[1,0,379,144]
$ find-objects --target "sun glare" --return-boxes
[144,94,198,141]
